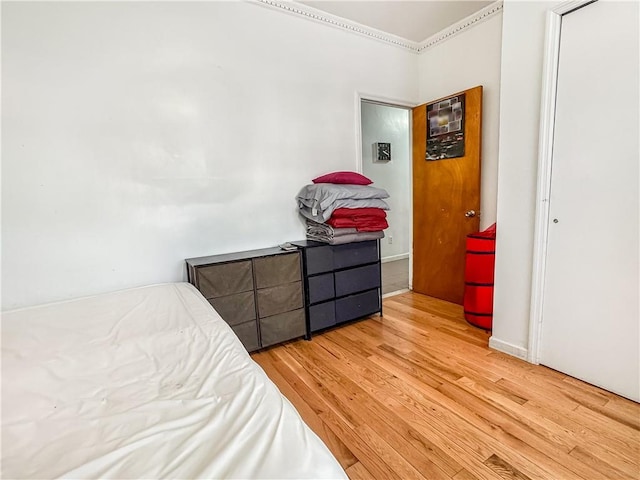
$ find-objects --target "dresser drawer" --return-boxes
[260,309,306,348]
[253,252,301,289]
[256,282,303,318]
[208,291,255,326]
[334,263,381,297]
[231,320,260,352]
[308,272,335,304]
[332,240,379,269]
[196,260,253,298]
[305,245,334,275]
[309,301,336,332]
[335,289,380,324]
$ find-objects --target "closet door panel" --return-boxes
[539,1,639,401]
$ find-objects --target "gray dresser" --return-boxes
[292,240,382,336]
[186,247,306,352]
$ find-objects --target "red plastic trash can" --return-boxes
[463,223,496,330]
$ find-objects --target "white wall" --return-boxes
[491,1,556,356]
[417,13,503,230]
[1,2,418,309]
[360,102,411,260]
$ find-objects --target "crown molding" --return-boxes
[249,0,503,55]
[417,1,503,52]
[249,0,421,52]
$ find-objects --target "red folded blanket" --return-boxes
[327,208,388,231]
[330,207,387,219]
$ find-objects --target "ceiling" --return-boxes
[298,1,494,43]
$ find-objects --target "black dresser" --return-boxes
[291,240,382,337]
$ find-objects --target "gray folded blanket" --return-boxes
[306,230,384,245]
[297,183,390,211]
[296,184,390,222]
[305,219,357,239]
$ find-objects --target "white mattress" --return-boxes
[1,283,346,479]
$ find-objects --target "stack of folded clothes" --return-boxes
[296,171,390,245]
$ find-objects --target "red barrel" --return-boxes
[464,224,496,330]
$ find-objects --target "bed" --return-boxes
[1,283,347,479]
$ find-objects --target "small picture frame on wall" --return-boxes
[375,142,391,162]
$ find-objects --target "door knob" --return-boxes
[465,210,477,218]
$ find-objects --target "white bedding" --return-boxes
[1,283,346,479]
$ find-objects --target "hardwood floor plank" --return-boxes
[452,468,480,480]
[388,376,581,480]
[352,424,428,480]
[311,336,464,477]
[287,338,459,479]
[391,293,466,322]
[482,353,617,412]
[313,335,395,387]
[561,373,625,401]
[377,306,491,359]
[588,399,640,431]
[381,396,504,480]
[398,347,463,382]
[569,445,638,480]
[434,324,491,348]
[350,321,414,355]
[380,325,504,384]
[351,321,413,354]
[456,375,639,475]
[344,461,374,480]
[325,327,381,358]
[374,346,575,474]
[457,375,528,406]
[368,350,443,390]
[435,378,630,478]
[495,377,580,412]
[440,379,577,454]
[252,351,358,470]
[388,391,564,480]
[265,348,363,429]
[483,454,532,480]
[252,292,640,480]
[572,405,640,448]
[372,371,557,480]
[318,408,404,480]
[522,400,640,476]
[368,341,609,478]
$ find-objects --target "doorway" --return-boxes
[359,99,412,296]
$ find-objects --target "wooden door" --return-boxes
[412,86,482,304]
[539,2,639,401]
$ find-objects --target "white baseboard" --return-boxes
[381,253,409,263]
[488,336,528,361]
[382,288,411,299]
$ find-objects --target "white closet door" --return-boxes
[539,1,639,401]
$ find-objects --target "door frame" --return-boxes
[527,0,597,364]
[355,91,417,289]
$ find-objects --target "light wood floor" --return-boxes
[252,292,640,480]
